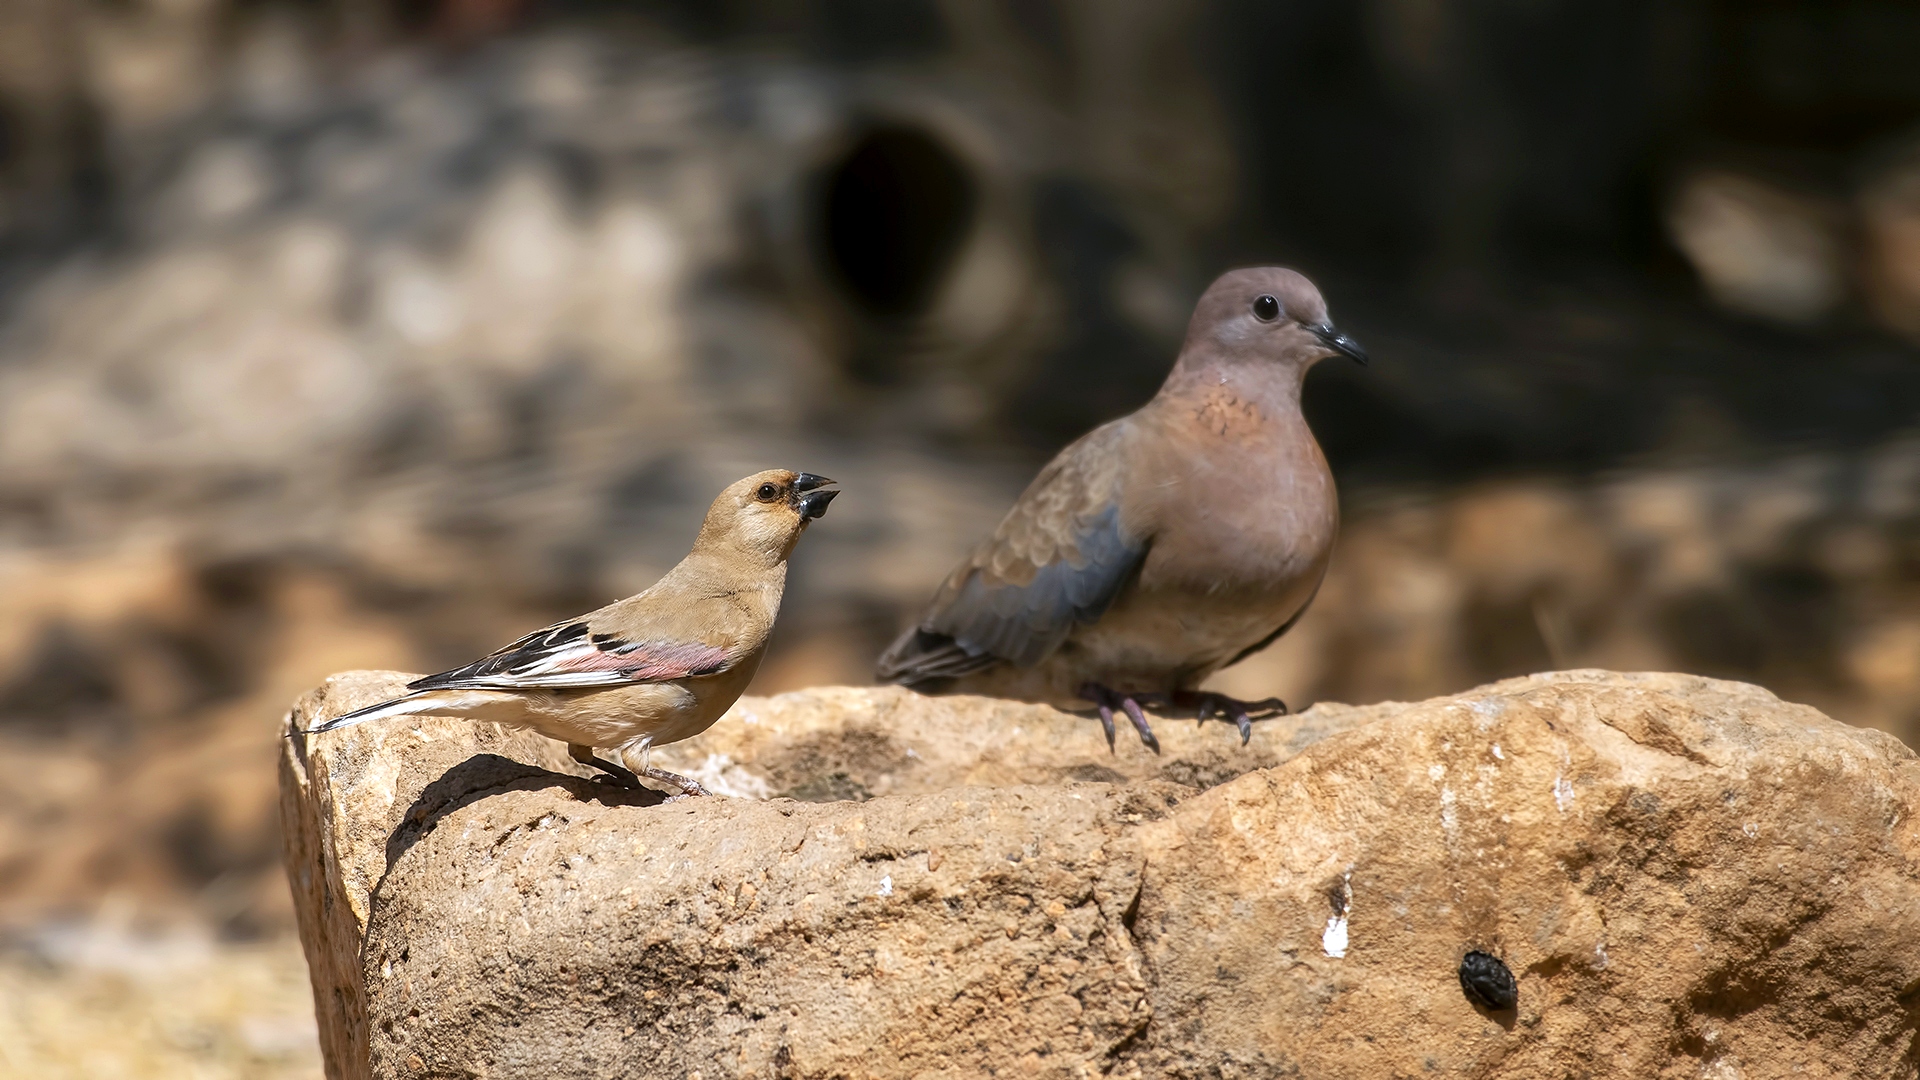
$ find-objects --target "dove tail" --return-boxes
[875,627,1001,687]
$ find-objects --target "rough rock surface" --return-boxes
[280,670,1920,1079]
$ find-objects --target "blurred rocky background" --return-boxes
[0,0,1917,1074]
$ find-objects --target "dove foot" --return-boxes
[1079,683,1163,755]
[642,768,712,799]
[1133,691,1288,746]
[569,743,643,787]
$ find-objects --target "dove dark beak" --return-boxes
[790,473,839,520]
[1311,323,1369,366]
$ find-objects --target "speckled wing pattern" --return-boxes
[406,620,733,691]
[878,421,1148,683]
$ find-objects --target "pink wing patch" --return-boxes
[545,639,733,682]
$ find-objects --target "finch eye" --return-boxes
[756,483,780,501]
[1252,294,1281,322]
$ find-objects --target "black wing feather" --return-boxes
[406,621,592,691]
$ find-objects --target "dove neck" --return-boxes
[1160,351,1308,416]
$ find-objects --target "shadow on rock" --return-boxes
[381,754,662,877]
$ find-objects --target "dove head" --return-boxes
[1177,266,1367,377]
[695,470,839,565]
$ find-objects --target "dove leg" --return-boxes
[1089,693,1118,752]
[568,743,641,787]
[1138,691,1289,747]
[1079,683,1163,755]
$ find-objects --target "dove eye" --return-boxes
[756,483,781,501]
[1252,294,1281,322]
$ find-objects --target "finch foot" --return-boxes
[1137,690,1288,747]
[642,768,711,799]
[1078,683,1163,755]
[569,743,642,787]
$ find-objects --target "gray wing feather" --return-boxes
[935,504,1142,665]
[880,503,1145,682]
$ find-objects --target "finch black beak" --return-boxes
[1311,323,1368,366]
[790,473,839,520]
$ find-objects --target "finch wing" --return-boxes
[878,420,1148,683]
[406,620,734,691]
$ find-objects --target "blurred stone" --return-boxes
[1666,170,1846,323]
[167,140,274,227]
[1861,142,1920,342]
[282,669,1920,1078]
[0,557,425,935]
[79,0,220,135]
[0,925,321,1080]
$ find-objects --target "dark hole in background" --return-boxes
[816,124,976,324]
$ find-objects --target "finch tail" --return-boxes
[300,693,447,736]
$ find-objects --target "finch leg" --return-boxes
[641,767,712,799]
[569,743,641,788]
[1079,683,1162,755]
[615,744,711,798]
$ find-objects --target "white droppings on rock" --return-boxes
[1440,787,1458,837]
[1322,913,1348,959]
[1554,774,1575,812]
[1322,871,1353,959]
[1491,744,1504,760]
[877,875,893,898]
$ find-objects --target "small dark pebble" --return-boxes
[1458,950,1517,1010]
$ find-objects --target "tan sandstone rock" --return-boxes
[280,671,1920,1078]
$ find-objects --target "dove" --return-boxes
[301,470,838,796]
[877,267,1365,751]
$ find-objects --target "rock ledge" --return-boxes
[279,671,1920,1078]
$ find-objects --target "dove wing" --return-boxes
[878,420,1149,683]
